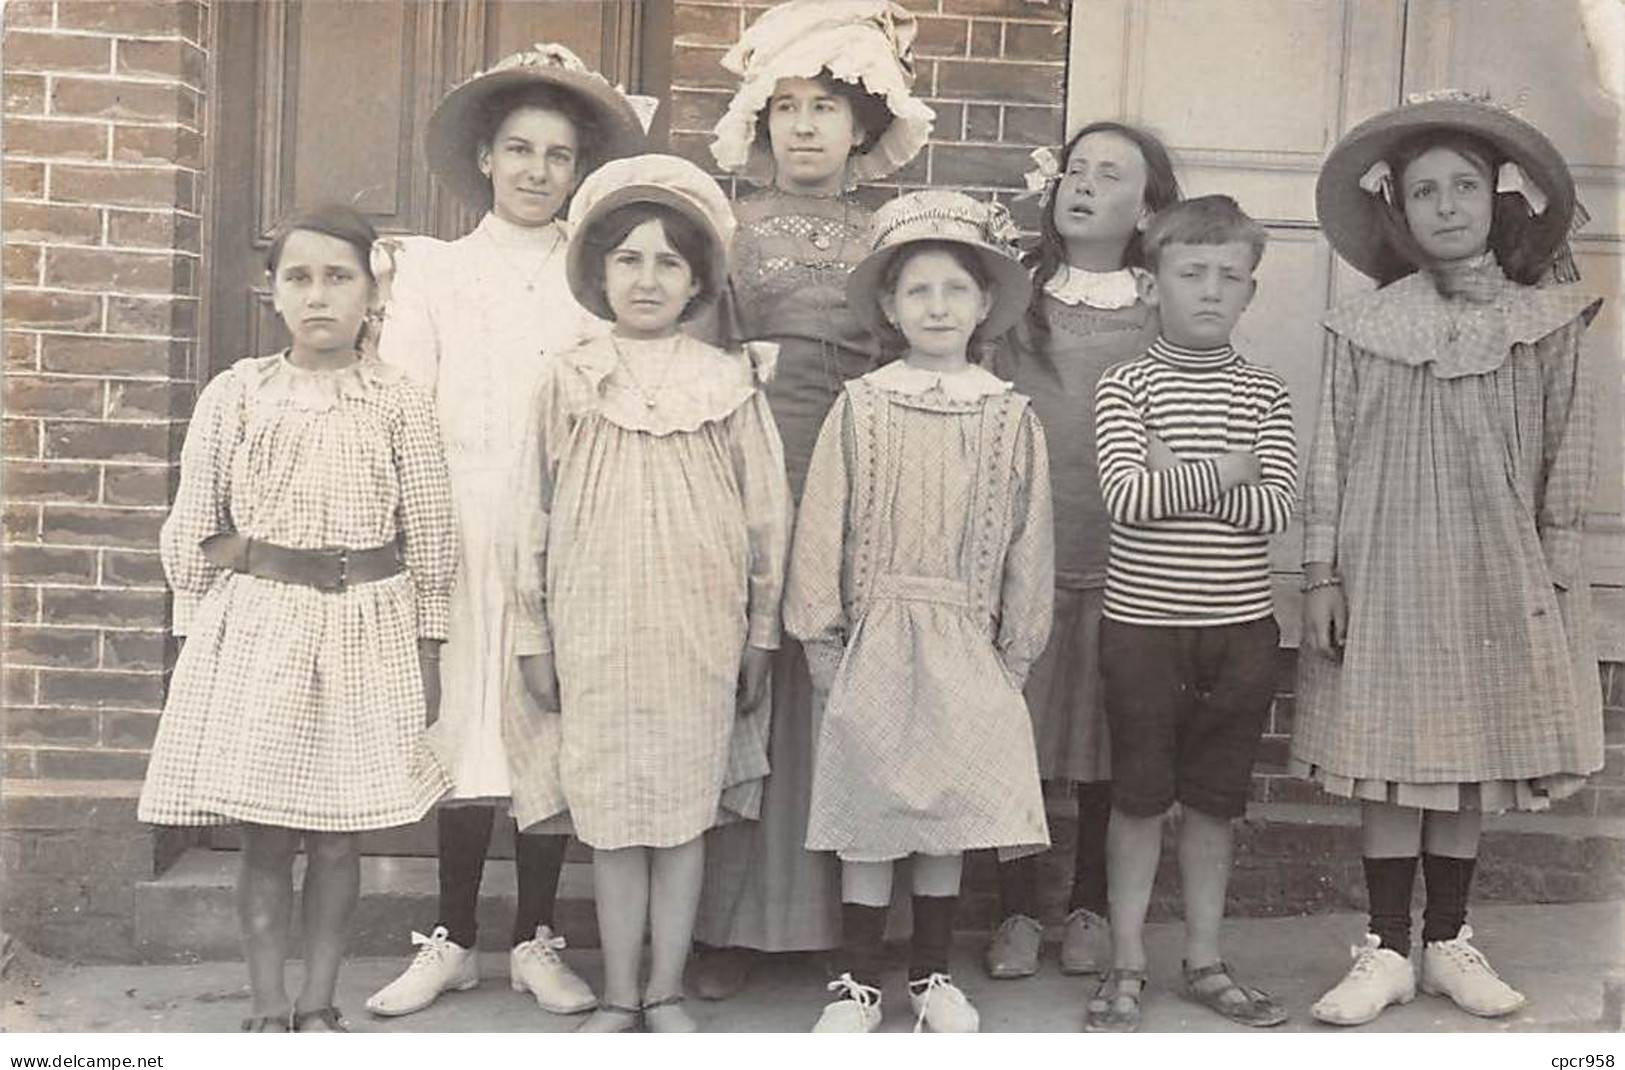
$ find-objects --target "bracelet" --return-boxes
[1300,576,1342,593]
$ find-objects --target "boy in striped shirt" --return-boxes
[1085,196,1297,1032]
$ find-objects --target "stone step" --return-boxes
[131,803,1625,963]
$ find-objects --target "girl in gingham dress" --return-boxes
[788,191,1053,1033]
[512,155,792,1034]
[138,204,456,1032]
[1296,94,1603,1027]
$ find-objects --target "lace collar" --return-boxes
[245,352,403,412]
[560,333,778,436]
[1044,265,1143,310]
[1325,271,1601,379]
[478,211,568,250]
[864,359,1012,400]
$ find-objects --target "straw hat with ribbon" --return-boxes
[564,154,736,322]
[1316,90,1581,283]
[426,42,656,209]
[846,190,1032,341]
[710,0,935,186]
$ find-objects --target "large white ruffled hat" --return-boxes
[710,0,935,186]
[565,154,737,321]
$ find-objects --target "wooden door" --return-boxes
[1066,0,1624,652]
[204,0,667,378]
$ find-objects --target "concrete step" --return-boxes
[132,803,1625,963]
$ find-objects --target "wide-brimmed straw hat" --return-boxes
[710,0,935,186]
[847,190,1032,341]
[427,43,653,208]
[565,154,736,322]
[1317,91,1577,280]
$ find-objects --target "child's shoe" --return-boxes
[810,973,883,1032]
[1310,933,1415,1026]
[907,972,979,1033]
[1058,908,1109,976]
[365,926,479,1016]
[983,914,1041,979]
[510,924,597,1014]
[1419,925,1525,1017]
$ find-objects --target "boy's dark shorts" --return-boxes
[1100,615,1279,820]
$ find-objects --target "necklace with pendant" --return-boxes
[485,224,562,293]
[611,336,681,410]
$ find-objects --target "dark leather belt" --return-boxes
[210,535,403,592]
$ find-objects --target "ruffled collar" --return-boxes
[246,351,404,411]
[478,212,568,250]
[1045,265,1143,310]
[1325,270,1601,379]
[561,333,778,435]
[864,359,1011,400]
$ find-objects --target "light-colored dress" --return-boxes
[510,333,792,849]
[787,361,1054,862]
[139,355,456,831]
[378,212,603,802]
[1291,270,1603,811]
[696,188,878,952]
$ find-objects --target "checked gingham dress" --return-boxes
[1291,272,1604,812]
[138,354,456,832]
[509,333,792,850]
[786,361,1054,862]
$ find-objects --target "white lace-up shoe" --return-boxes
[1310,933,1415,1026]
[810,973,883,1033]
[1420,925,1526,1017]
[511,925,597,1014]
[365,927,479,1017]
[908,972,980,1033]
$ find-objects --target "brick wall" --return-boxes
[2,0,208,958]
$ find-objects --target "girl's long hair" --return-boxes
[1023,121,1181,355]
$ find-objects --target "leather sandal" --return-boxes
[291,1006,348,1032]
[240,1013,290,1032]
[1083,967,1146,1033]
[1182,960,1288,1027]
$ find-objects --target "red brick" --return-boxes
[6,331,39,372]
[4,31,113,73]
[40,503,166,547]
[5,159,45,197]
[41,587,168,628]
[3,749,38,778]
[2,2,56,28]
[1,202,102,245]
[4,118,109,161]
[5,584,41,625]
[3,459,100,501]
[965,102,1001,141]
[669,89,728,133]
[101,629,170,670]
[915,16,969,57]
[34,748,151,779]
[48,163,182,208]
[5,243,42,285]
[4,502,42,543]
[108,378,188,421]
[45,246,178,294]
[111,124,202,169]
[41,335,182,376]
[969,20,1002,57]
[4,376,103,418]
[4,72,47,115]
[6,668,38,705]
[943,0,1065,18]
[4,707,99,747]
[40,668,164,708]
[101,549,166,587]
[5,628,101,670]
[674,2,738,46]
[935,59,1064,104]
[116,38,205,85]
[100,709,160,747]
[44,420,171,464]
[4,545,98,584]
[931,142,1032,187]
[50,77,188,123]
[928,102,964,140]
[1002,104,1061,145]
[1004,20,1066,62]
[666,130,720,173]
[671,44,734,90]
[6,291,102,331]
[55,0,193,37]
[105,294,195,337]
[102,460,171,501]
[5,418,42,459]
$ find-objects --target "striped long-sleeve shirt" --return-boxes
[1094,337,1297,626]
